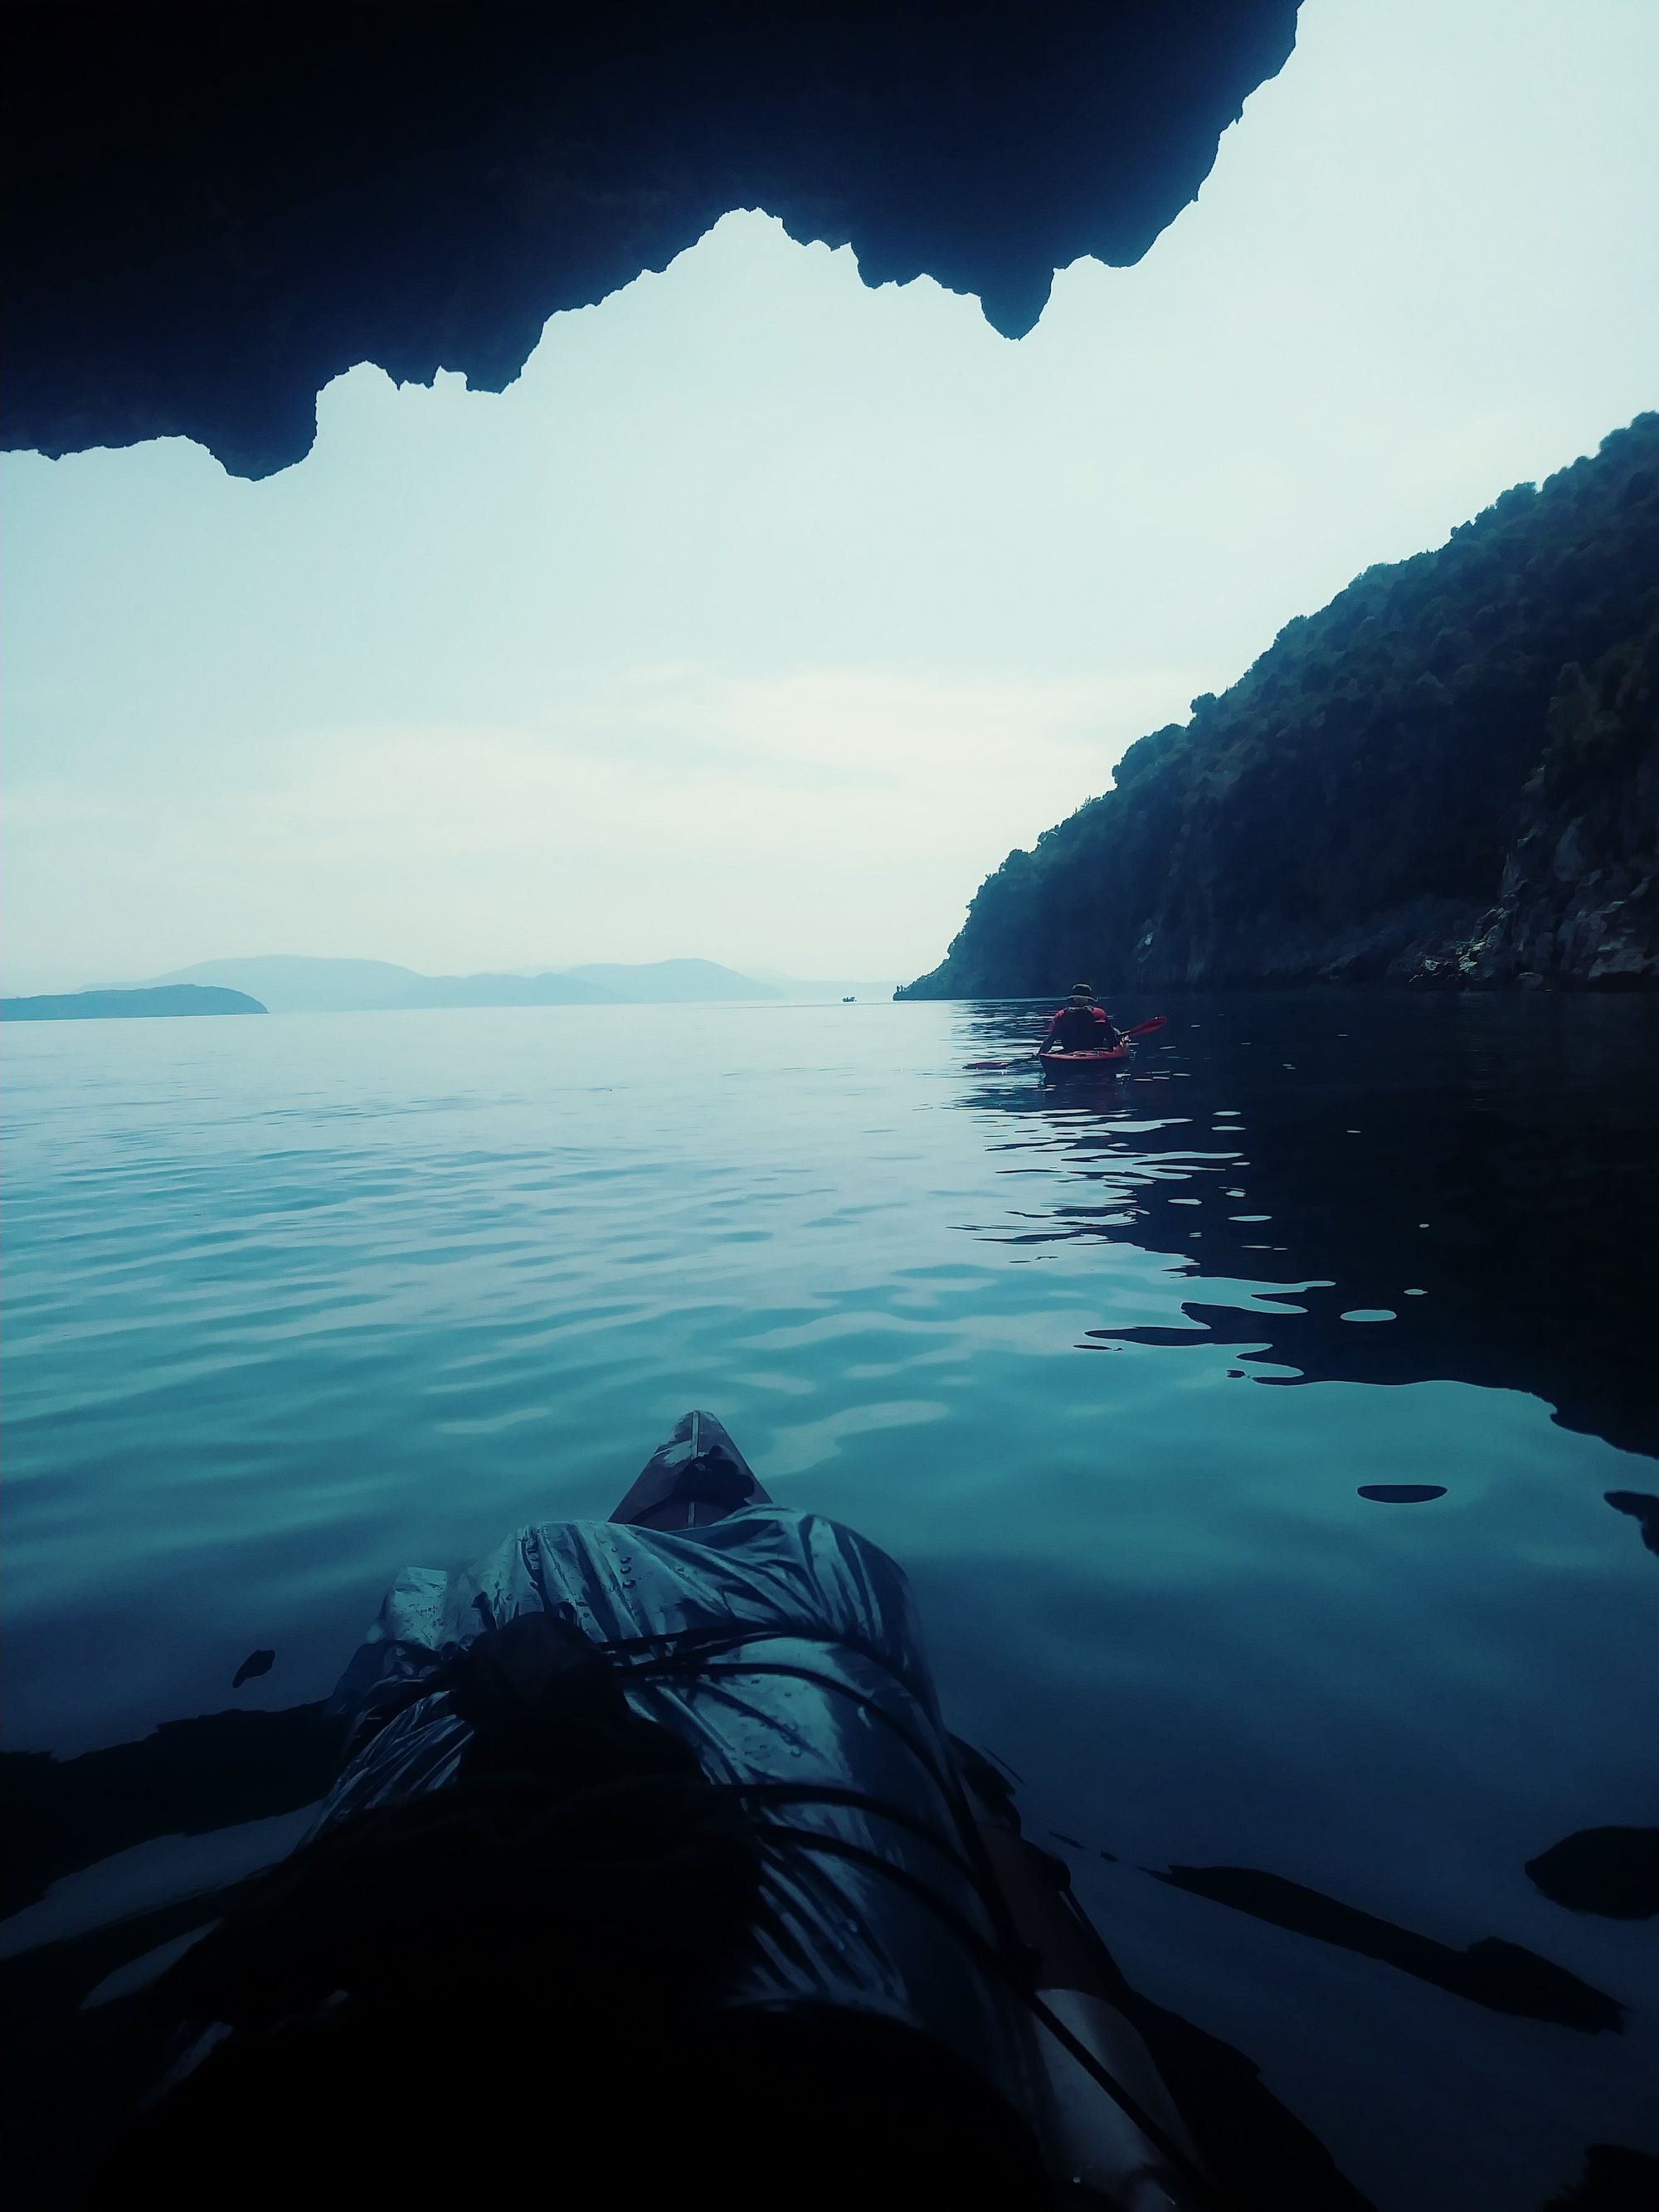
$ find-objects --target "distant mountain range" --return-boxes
[120,955,786,1014]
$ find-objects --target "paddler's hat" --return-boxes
[1069,982,1093,1003]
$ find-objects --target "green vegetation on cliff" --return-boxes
[900,414,1659,998]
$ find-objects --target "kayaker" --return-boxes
[1044,983,1120,1053]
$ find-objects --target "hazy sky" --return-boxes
[4,0,1656,992]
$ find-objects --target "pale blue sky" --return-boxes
[3,0,1656,991]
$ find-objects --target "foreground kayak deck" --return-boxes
[613,1410,1208,2206]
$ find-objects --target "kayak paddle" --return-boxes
[965,1014,1166,1072]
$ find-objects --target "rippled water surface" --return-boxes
[5,993,1657,2205]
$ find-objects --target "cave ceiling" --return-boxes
[4,2,1301,478]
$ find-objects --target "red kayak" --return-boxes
[966,1018,1163,1076]
[1039,1044,1131,1070]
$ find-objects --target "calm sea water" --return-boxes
[4,993,1657,2205]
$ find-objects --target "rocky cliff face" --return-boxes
[900,415,1659,999]
[1423,619,1659,989]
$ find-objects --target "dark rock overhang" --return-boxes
[2,0,1301,478]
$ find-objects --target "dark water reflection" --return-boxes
[954,991,1659,1466]
[932,992,1659,2208]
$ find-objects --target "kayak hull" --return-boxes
[1039,1045,1130,1069]
[606,1412,1206,2202]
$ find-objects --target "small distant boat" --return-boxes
[842,994,855,1003]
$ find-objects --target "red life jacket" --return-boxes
[1045,1004,1112,1050]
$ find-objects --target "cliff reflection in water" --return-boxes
[951,990,1659,1463]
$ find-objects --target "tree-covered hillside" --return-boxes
[900,414,1658,997]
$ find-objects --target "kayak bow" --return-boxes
[608,1410,1213,2208]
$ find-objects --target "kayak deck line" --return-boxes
[607,1409,1213,2206]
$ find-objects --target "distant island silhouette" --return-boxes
[2,985,266,1022]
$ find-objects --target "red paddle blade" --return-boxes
[1122,1014,1167,1038]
